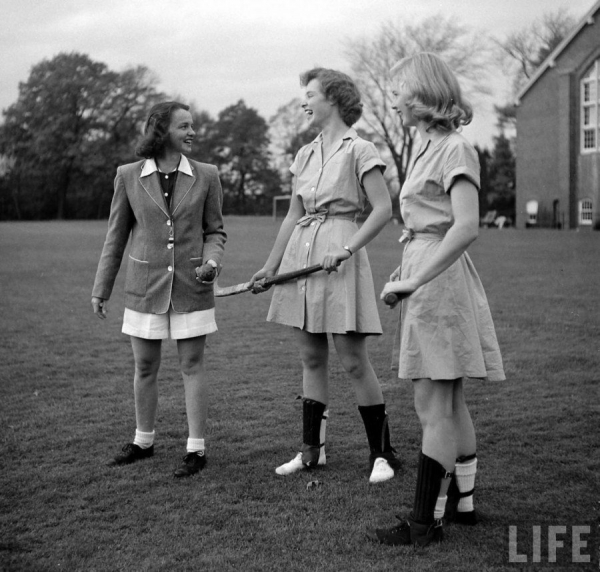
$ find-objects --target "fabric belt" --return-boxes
[399,228,445,243]
[296,210,357,227]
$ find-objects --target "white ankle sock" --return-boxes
[434,495,448,520]
[187,438,205,454]
[134,429,155,449]
[456,458,477,512]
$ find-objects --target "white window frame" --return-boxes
[581,60,600,154]
[579,198,593,225]
[526,200,539,225]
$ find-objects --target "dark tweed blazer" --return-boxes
[92,156,226,314]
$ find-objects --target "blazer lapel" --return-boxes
[139,161,169,217]
[171,157,196,215]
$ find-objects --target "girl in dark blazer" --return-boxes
[92,101,226,477]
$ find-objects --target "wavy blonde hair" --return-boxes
[391,52,472,132]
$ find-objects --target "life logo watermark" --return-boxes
[508,524,599,566]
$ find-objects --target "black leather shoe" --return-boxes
[107,443,154,466]
[367,515,443,547]
[173,452,207,478]
[367,518,412,546]
[447,509,479,526]
[407,516,444,546]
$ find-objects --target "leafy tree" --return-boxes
[2,52,114,218]
[83,65,165,218]
[474,145,491,218]
[187,109,219,166]
[494,103,517,136]
[268,98,317,194]
[0,52,163,219]
[212,100,281,214]
[344,16,490,200]
[485,133,515,218]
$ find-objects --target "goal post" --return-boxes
[272,195,292,221]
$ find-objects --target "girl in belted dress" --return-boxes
[250,68,401,483]
[369,53,505,547]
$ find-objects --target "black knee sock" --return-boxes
[302,398,326,448]
[358,403,393,455]
[412,452,449,524]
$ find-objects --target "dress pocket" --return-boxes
[125,255,149,297]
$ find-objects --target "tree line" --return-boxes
[0,10,573,221]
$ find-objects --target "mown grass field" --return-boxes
[1,218,599,572]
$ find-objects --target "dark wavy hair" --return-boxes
[135,101,190,159]
[390,52,473,132]
[300,68,363,127]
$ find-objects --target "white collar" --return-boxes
[140,154,194,177]
[311,127,358,146]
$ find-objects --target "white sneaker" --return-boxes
[275,448,326,476]
[369,457,394,483]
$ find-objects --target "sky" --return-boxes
[1,0,596,148]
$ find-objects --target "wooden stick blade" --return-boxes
[214,280,252,297]
[213,264,324,298]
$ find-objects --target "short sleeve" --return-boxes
[353,140,386,183]
[442,139,480,193]
[290,144,312,176]
[290,153,299,176]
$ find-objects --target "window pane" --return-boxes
[584,82,590,102]
[580,199,593,224]
[581,63,600,152]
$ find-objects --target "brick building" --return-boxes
[516,0,600,230]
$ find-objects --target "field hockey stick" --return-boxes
[383,266,406,307]
[211,264,324,297]
[383,293,400,306]
[383,291,412,307]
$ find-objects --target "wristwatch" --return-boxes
[343,245,353,256]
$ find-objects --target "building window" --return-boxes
[584,129,596,149]
[581,61,600,153]
[526,200,538,226]
[579,198,593,225]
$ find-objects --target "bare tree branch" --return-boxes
[344,15,490,199]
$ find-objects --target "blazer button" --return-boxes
[167,220,172,226]
[168,266,173,272]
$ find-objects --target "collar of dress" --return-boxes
[310,127,358,146]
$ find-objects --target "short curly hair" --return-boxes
[390,53,472,132]
[300,68,363,127]
[136,101,190,159]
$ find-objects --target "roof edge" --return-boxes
[516,0,600,103]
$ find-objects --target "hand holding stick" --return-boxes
[213,264,324,297]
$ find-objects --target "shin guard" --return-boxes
[301,398,327,467]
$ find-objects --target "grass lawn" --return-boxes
[0,218,599,571]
